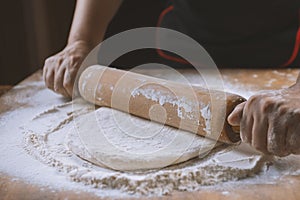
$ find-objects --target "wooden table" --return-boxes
[0,69,300,200]
[0,86,12,96]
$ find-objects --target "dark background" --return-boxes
[0,0,165,85]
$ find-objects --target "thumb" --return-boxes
[227,102,246,126]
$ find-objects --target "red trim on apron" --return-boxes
[156,5,189,65]
[282,10,300,67]
[158,5,300,67]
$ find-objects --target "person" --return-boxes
[43,0,300,157]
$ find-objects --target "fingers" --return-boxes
[240,115,253,144]
[54,64,69,97]
[43,54,80,98]
[288,129,300,155]
[286,112,300,155]
[227,102,246,126]
[228,90,300,157]
[63,67,76,97]
[251,116,269,154]
[43,60,55,91]
[42,41,90,98]
[42,65,47,83]
[43,57,69,97]
[289,129,300,154]
[267,116,289,157]
[240,97,256,144]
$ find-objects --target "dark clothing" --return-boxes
[159,0,300,67]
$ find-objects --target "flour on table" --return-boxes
[23,98,270,195]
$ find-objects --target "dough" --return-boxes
[70,107,220,171]
[23,98,269,195]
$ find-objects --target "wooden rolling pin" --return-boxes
[78,65,245,144]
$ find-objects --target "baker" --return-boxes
[42,0,300,157]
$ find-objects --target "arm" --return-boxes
[43,0,122,97]
[68,0,122,47]
[228,72,300,156]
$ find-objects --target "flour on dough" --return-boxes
[69,107,220,171]
[23,98,270,195]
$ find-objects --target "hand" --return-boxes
[228,81,300,157]
[43,41,92,97]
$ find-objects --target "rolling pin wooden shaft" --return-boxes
[78,65,246,144]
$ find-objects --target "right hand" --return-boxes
[43,41,92,97]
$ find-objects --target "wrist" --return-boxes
[67,29,106,51]
[67,39,95,50]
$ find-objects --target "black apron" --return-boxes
[158,0,300,67]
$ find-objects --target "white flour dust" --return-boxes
[1,71,300,198]
[22,98,269,195]
[132,87,196,120]
[72,106,219,171]
[131,86,212,133]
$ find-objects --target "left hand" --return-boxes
[42,41,92,97]
[228,80,300,157]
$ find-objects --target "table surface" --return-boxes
[0,86,12,96]
[0,69,300,200]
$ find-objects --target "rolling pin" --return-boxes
[78,65,245,144]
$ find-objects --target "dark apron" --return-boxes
[158,0,300,67]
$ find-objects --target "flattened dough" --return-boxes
[69,107,220,171]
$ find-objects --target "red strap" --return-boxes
[282,10,300,67]
[282,28,300,67]
[156,5,189,65]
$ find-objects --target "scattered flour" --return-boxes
[22,98,269,195]
[0,71,300,198]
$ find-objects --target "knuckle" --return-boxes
[45,56,57,65]
[69,55,81,67]
[278,105,289,115]
[247,95,259,105]
[45,57,52,64]
[53,57,63,68]
[63,81,72,88]
[68,55,74,62]
[261,98,275,113]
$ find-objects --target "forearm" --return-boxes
[68,0,122,48]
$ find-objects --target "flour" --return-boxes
[22,98,269,195]
[1,72,300,198]
[71,104,219,171]
[131,87,196,120]
[200,104,211,133]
